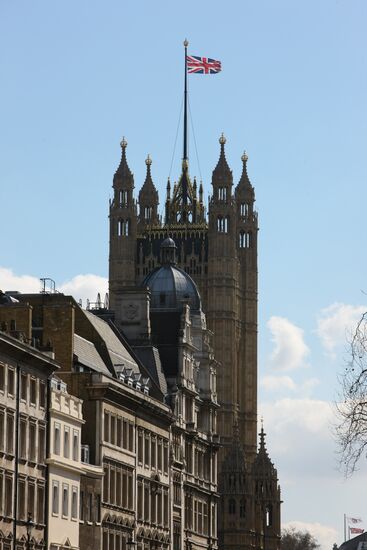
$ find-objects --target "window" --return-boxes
[18,479,26,519]
[0,363,4,391]
[110,416,116,445]
[29,422,36,461]
[0,409,4,451]
[5,474,13,516]
[88,492,93,522]
[28,481,35,519]
[64,427,70,458]
[7,368,15,396]
[128,422,134,451]
[73,430,79,461]
[52,481,59,515]
[218,187,227,201]
[20,419,27,459]
[157,438,162,471]
[38,425,45,463]
[240,498,246,518]
[39,381,46,408]
[144,434,150,467]
[30,377,37,405]
[6,413,14,455]
[79,490,84,521]
[123,419,128,449]
[138,430,143,463]
[266,504,273,526]
[71,486,78,519]
[240,202,249,217]
[117,417,122,447]
[151,437,156,469]
[104,411,110,442]
[239,231,251,248]
[21,372,27,401]
[62,484,69,517]
[37,484,45,524]
[118,219,130,237]
[217,215,229,233]
[163,442,168,474]
[54,423,60,455]
[229,498,236,514]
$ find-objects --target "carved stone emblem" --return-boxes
[123,302,138,320]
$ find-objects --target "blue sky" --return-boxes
[1,1,367,547]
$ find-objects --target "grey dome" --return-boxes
[143,265,201,311]
[161,237,176,248]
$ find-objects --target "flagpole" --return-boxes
[182,38,189,220]
[183,38,188,163]
[344,514,346,542]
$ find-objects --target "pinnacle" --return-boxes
[213,133,232,180]
[115,137,133,179]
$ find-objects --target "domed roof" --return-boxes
[142,240,201,311]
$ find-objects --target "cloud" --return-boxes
[267,316,310,371]
[0,267,108,307]
[59,274,108,305]
[260,375,297,392]
[316,303,367,357]
[283,521,339,550]
[0,267,42,293]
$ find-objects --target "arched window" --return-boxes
[144,206,152,221]
[239,231,252,248]
[217,216,224,232]
[240,202,249,217]
[118,219,130,237]
[119,190,128,207]
[228,498,236,515]
[218,187,227,201]
[224,216,229,233]
[266,504,273,527]
[240,498,246,518]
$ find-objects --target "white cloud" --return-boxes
[267,316,310,371]
[283,521,339,550]
[0,267,41,293]
[316,303,367,356]
[260,375,297,392]
[59,274,108,305]
[0,267,108,307]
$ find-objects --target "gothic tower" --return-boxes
[109,138,137,310]
[108,133,280,549]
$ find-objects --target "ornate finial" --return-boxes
[120,136,127,149]
[182,158,189,170]
[184,38,189,47]
[145,154,152,166]
[241,151,248,163]
[261,415,264,430]
[219,132,226,145]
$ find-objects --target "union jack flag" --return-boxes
[186,55,222,74]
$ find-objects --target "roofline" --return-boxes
[0,331,60,373]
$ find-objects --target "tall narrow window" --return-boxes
[38,425,45,463]
[0,409,4,452]
[54,423,60,455]
[30,377,37,405]
[73,430,79,461]
[240,202,249,217]
[29,422,36,461]
[28,481,35,518]
[5,475,13,516]
[240,498,246,518]
[18,479,26,519]
[71,486,78,519]
[37,484,45,524]
[62,484,69,517]
[104,411,110,442]
[229,498,236,514]
[39,381,46,408]
[6,413,14,455]
[64,427,70,458]
[0,363,4,391]
[7,368,15,396]
[21,372,27,401]
[52,482,59,514]
[20,419,27,459]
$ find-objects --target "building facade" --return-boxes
[0,313,59,550]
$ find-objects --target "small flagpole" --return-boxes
[344,514,346,541]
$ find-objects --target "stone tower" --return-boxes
[109,134,258,458]
[108,135,280,549]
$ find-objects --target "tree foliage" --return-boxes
[281,527,320,550]
[336,312,367,476]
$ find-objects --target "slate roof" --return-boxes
[73,334,110,375]
[339,533,367,550]
[84,310,139,373]
[133,345,168,395]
